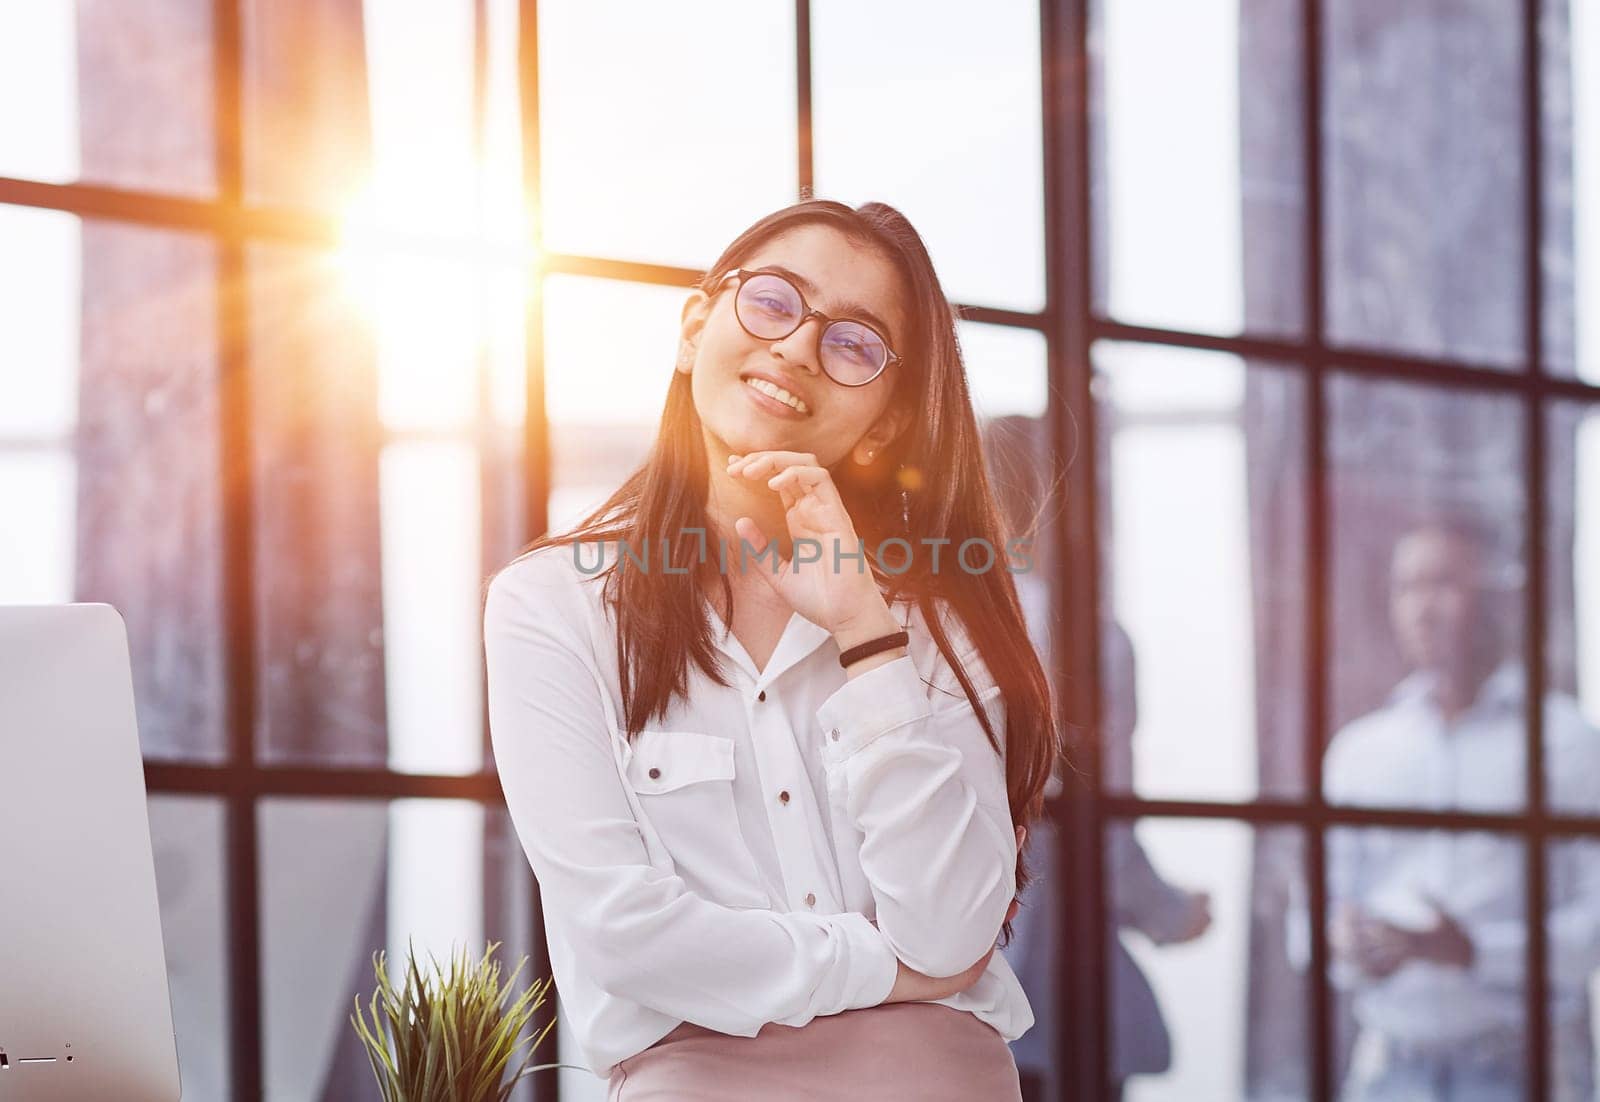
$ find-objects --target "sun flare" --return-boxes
[329,175,536,433]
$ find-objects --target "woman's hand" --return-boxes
[724,450,886,635]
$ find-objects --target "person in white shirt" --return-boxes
[1292,514,1600,1100]
[483,199,1063,1099]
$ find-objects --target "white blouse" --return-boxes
[483,541,1033,1078]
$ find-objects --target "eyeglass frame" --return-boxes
[712,267,904,387]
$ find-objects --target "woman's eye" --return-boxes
[829,332,876,363]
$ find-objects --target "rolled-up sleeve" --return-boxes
[483,568,899,1034]
[814,612,1016,979]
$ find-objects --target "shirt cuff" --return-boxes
[830,910,900,1012]
[816,655,931,767]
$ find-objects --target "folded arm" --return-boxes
[816,609,1017,979]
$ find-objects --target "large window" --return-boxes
[3,2,1598,1100]
[1078,2,1600,1100]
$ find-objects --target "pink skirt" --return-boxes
[606,1002,1022,1101]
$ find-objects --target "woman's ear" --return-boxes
[677,290,710,375]
[884,403,914,444]
[854,404,913,463]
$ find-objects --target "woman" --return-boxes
[483,198,1061,1100]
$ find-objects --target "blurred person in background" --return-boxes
[981,417,1210,1100]
[1101,619,1214,1099]
[1295,513,1600,1101]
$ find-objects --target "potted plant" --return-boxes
[350,938,576,1101]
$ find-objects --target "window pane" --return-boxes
[1323,826,1527,1098]
[244,0,417,211]
[1326,374,1528,812]
[1547,400,1600,815]
[0,0,215,195]
[1546,837,1600,1098]
[380,440,485,774]
[251,241,516,771]
[0,206,79,440]
[1108,819,1308,1100]
[537,0,796,269]
[1323,1,1525,369]
[0,450,76,603]
[1541,0,1600,383]
[250,241,387,766]
[0,203,79,604]
[1019,818,1284,1102]
[543,274,687,533]
[960,321,1050,421]
[75,218,228,759]
[243,0,524,245]
[1090,0,1304,337]
[148,795,230,1101]
[1095,342,1308,802]
[259,799,536,1102]
[812,0,1045,312]
[0,205,226,762]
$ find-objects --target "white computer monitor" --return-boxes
[0,604,181,1101]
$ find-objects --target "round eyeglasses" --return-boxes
[716,267,903,387]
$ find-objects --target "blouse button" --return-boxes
[758,690,766,702]
[778,790,790,805]
[647,767,661,780]
[829,727,840,741]
[804,892,816,908]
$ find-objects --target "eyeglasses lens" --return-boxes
[734,272,888,385]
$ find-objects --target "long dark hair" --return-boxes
[486,198,1064,944]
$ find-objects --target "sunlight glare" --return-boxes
[331,175,533,434]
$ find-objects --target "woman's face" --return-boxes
[678,222,912,468]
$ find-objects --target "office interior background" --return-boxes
[2,0,1599,1099]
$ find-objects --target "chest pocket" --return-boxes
[626,730,735,792]
[624,730,769,907]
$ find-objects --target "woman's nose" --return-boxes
[771,320,825,375]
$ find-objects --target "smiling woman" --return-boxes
[482,198,1063,1099]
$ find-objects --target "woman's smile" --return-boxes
[741,373,813,419]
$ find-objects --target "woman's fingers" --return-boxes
[727,450,819,476]
[766,464,831,497]
[730,452,845,511]
[733,516,768,556]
